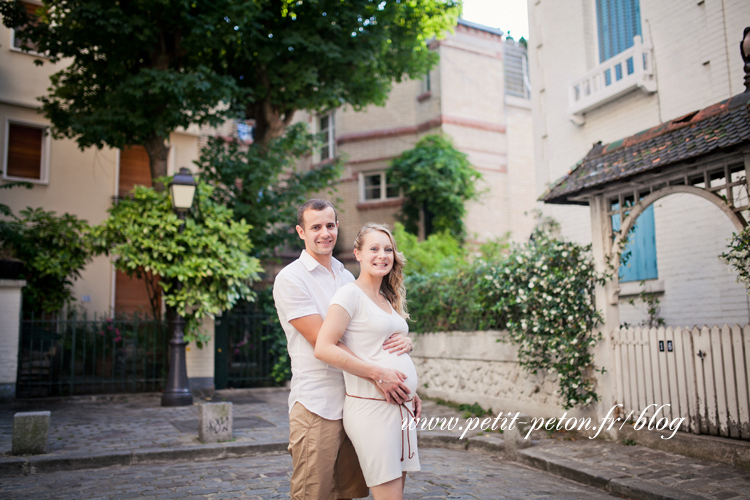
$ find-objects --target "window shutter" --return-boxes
[7,123,43,180]
[616,204,658,282]
[596,0,642,62]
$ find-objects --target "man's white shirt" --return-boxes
[273,249,355,420]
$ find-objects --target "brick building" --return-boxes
[293,19,536,265]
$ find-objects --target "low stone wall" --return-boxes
[412,330,571,418]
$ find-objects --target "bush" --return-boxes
[0,206,95,316]
[404,220,606,409]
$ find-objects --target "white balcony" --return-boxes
[569,35,657,125]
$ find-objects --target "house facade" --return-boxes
[293,19,537,262]
[0,1,216,396]
[528,0,750,327]
[0,0,206,318]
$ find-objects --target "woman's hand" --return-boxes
[413,393,422,419]
[375,367,411,404]
[382,333,413,355]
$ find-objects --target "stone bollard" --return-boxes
[198,402,233,443]
[12,411,50,455]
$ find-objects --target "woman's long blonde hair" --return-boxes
[354,223,409,318]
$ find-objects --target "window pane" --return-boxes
[386,184,399,199]
[364,174,382,200]
[7,123,43,180]
[13,1,41,51]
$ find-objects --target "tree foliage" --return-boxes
[197,122,341,261]
[388,134,482,240]
[0,206,95,316]
[2,0,461,179]
[214,0,461,146]
[93,180,262,343]
[0,0,243,183]
[393,222,465,277]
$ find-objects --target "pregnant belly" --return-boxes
[382,353,418,395]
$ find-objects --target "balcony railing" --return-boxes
[569,35,657,124]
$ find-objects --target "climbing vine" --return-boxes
[388,134,482,240]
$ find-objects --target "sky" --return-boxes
[460,0,529,40]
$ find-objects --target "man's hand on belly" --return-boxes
[382,333,413,355]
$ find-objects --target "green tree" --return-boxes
[94,180,262,343]
[2,0,460,174]
[388,134,482,240]
[0,206,94,316]
[0,0,243,186]
[214,0,461,146]
[197,122,341,261]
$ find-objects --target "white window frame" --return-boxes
[318,112,335,162]
[9,0,45,57]
[359,170,400,203]
[3,118,51,184]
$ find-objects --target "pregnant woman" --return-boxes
[315,222,419,500]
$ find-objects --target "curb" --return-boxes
[517,447,713,500]
[1,441,289,478]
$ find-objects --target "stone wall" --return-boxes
[412,330,577,418]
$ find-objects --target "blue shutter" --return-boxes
[612,204,658,282]
[596,0,642,62]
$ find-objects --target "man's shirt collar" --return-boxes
[299,249,344,273]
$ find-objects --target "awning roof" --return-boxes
[540,93,750,205]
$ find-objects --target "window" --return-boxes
[11,1,42,53]
[360,171,399,202]
[504,39,530,99]
[612,203,658,282]
[319,113,334,161]
[3,120,50,183]
[421,72,431,94]
[596,0,642,63]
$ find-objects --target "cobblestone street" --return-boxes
[0,448,623,500]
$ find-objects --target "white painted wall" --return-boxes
[528,0,750,326]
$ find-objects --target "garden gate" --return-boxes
[612,324,750,440]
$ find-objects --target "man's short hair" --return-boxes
[297,199,338,228]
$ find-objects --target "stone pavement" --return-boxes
[0,448,623,500]
[0,387,749,500]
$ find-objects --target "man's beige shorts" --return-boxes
[288,402,369,500]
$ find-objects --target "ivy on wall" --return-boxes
[388,134,482,241]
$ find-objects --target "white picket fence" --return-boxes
[612,325,750,440]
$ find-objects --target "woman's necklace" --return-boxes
[355,281,388,308]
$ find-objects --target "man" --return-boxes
[273,199,420,500]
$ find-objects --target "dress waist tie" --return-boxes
[345,393,416,461]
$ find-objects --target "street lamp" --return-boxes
[161,167,197,407]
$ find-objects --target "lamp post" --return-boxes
[161,167,197,407]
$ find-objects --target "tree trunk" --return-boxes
[143,135,170,191]
[246,99,295,148]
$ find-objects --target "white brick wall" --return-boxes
[529,0,750,325]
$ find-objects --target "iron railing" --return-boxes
[214,308,279,389]
[16,312,169,398]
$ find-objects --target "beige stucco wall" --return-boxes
[1,20,205,317]
[528,0,750,326]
